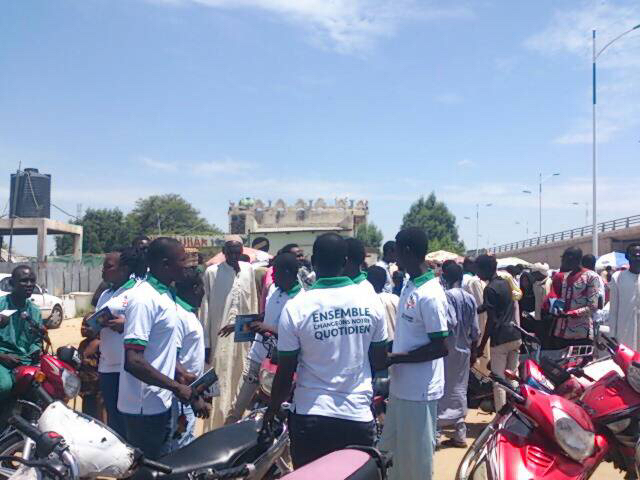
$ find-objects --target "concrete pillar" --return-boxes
[37,222,46,263]
[72,231,83,261]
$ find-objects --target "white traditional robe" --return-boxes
[378,292,398,340]
[609,270,640,351]
[200,261,258,431]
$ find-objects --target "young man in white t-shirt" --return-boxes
[344,237,377,297]
[263,233,389,468]
[119,238,193,460]
[379,228,449,480]
[169,268,208,450]
[96,248,147,439]
[224,252,301,424]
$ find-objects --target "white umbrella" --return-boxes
[497,257,531,269]
[595,252,628,271]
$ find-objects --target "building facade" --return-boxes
[229,198,369,254]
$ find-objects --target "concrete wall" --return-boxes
[0,262,102,296]
[247,230,352,256]
[495,225,640,268]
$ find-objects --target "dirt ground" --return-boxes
[50,317,620,479]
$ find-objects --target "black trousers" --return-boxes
[288,412,375,468]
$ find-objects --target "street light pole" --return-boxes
[475,203,492,253]
[591,23,640,256]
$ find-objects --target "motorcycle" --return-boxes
[3,362,290,480]
[0,342,81,478]
[457,371,609,480]
[279,447,392,480]
[457,330,640,480]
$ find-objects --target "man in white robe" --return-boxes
[200,237,258,430]
[609,243,640,350]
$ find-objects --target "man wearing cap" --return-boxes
[200,235,258,430]
[530,263,552,322]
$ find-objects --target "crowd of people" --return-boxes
[1,230,640,479]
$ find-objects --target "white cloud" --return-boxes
[140,156,177,172]
[433,92,463,105]
[193,159,257,174]
[148,0,472,53]
[526,1,640,144]
[457,158,474,167]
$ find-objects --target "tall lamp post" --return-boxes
[523,172,559,240]
[592,24,640,256]
[474,203,492,253]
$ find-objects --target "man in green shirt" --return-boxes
[0,265,43,400]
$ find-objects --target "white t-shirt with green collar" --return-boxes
[248,283,301,365]
[277,276,388,422]
[118,275,180,415]
[390,270,450,402]
[175,298,205,378]
[351,271,377,298]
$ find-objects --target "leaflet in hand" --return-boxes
[234,314,260,342]
[86,306,116,334]
[189,368,219,396]
[0,309,17,317]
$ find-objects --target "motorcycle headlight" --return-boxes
[61,369,81,398]
[553,407,595,462]
[628,362,640,394]
[259,368,275,397]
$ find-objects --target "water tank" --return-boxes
[9,168,51,218]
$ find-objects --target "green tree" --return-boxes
[55,208,132,255]
[401,193,465,254]
[126,194,221,236]
[355,222,383,250]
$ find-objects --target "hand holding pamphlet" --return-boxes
[234,314,260,342]
[85,306,116,335]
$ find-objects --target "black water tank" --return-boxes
[9,168,51,218]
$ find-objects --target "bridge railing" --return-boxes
[489,214,640,254]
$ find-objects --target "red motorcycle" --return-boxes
[458,331,640,480]
[0,343,81,479]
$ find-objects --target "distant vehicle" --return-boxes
[0,273,64,329]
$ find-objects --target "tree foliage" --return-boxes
[127,194,220,237]
[355,222,383,250]
[55,194,222,255]
[400,193,465,254]
[55,208,131,255]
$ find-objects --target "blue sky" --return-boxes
[1,0,639,256]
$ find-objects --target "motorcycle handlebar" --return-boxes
[489,374,525,403]
[510,322,540,344]
[9,415,44,443]
[139,457,173,474]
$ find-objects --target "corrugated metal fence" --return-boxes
[0,262,102,296]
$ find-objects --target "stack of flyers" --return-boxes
[86,306,116,334]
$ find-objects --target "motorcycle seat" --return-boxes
[132,417,266,479]
[280,449,382,480]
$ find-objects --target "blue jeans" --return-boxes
[99,372,127,438]
[169,397,196,452]
[122,409,172,460]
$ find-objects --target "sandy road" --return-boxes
[49,318,620,479]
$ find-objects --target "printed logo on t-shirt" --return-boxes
[405,294,416,310]
[311,307,373,341]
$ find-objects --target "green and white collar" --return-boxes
[351,271,367,285]
[147,275,174,297]
[286,283,302,298]
[412,270,435,288]
[310,276,354,290]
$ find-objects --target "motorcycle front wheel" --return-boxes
[0,431,24,479]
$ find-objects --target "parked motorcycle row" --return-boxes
[5,318,640,479]
[0,333,391,480]
[458,325,640,480]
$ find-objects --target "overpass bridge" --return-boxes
[487,214,640,269]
